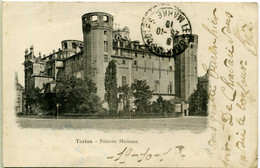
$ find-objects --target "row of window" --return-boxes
[91,15,109,22]
[154,81,173,94]
[65,55,83,63]
[122,77,173,94]
[114,41,195,51]
[115,48,174,62]
[109,58,173,71]
[133,60,173,70]
[113,40,151,51]
[63,42,77,49]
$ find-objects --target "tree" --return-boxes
[131,80,153,115]
[40,92,56,113]
[105,60,118,115]
[118,84,133,117]
[55,76,102,114]
[78,94,104,114]
[25,87,42,113]
[150,96,164,114]
[162,99,175,114]
[25,87,41,105]
[189,83,208,116]
[150,96,175,115]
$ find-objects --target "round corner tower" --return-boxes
[82,12,114,100]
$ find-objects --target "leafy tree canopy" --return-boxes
[151,96,175,115]
[55,76,102,114]
[189,83,208,116]
[131,80,153,114]
[25,87,42,106]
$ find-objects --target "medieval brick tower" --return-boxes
[175,35,198,101]
[82,12,114,100]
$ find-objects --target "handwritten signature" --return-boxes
[203,8,251,167]
[107,145,186,165]
[234,20,257,56]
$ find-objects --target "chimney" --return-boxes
[30,45,34,59]
[39,51,42,60]
[25,48,29,55]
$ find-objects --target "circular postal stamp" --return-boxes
[141,3,192,57]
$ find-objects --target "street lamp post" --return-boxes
[56,104,60,119]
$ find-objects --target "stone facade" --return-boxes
[175,35,198,101]
[15,72,24,113]
[198,70,209,92]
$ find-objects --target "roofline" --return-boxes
[62,51,83,61]
[82,12,114,19]
[61,40,83,43]
[30,75,54,78]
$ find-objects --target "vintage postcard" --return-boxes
[2,2,258,167]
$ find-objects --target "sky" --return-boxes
[2,2,214,86]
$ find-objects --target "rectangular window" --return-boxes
[104,55,108,62]
[135,52,137,58]
[122,60,125,64]
[154,80,160,92]
[104,31,107,35]
[103,16,108,22]
[120,49,123,56]
[72,42,77,49]
[134,60,137,66]
[64,43,67,49]
[91,15,98,21]
[191,44,193,48]
[115,49,118,55]
[190,36,194,42]
[104,41,108,52]
[122,76,126,86]
[120,42,123,47]
[168,82,173,94]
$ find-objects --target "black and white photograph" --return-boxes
[2,2,258,167]
[15,4,208,131]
